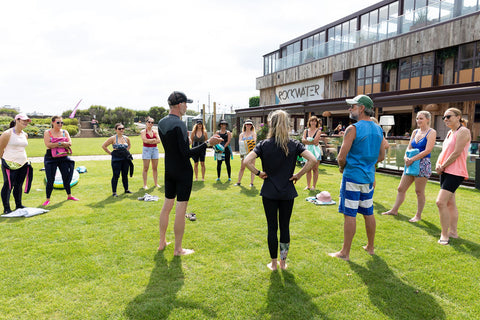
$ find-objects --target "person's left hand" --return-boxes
[289,173,300,183]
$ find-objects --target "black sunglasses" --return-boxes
[442,115,452,120]
[56,121,64,125]
[117,127,125,130]
[147,121,154,124]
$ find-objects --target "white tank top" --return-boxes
[3,128,28,165]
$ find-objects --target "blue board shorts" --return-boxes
[338,176,374,217]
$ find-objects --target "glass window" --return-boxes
[463,0,479,15]
[399,58,411,79]
[356,63,383,94]
[404,0,415,14]
[389,1,399,18]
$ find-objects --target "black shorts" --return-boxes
[440,172,465,193]
[192,151,206,163]
[164,171,193,201]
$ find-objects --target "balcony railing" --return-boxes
[265,0,480,75]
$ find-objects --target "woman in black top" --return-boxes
[215,119,232,181]
[244,110,315,271]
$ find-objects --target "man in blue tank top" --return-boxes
[329,95,385,261]
[157,91,222,256]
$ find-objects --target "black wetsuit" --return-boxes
[158,114,207,201]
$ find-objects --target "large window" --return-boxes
[357,63,382,95]
[456,41,480,83]
[399,52,435,89]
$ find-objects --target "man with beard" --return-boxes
[329,95,384,261]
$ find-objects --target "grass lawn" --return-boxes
[0,156,479,319]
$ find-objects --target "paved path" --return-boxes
[29,150,221,163]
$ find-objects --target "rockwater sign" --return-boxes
[275,78,324,104]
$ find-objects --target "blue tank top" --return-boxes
[410,129,432,158]
[113,135,128,150]
[343,120,383,184]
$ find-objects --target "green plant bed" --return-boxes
[0,160,479,319]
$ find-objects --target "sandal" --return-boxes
[185,213,197,221]
[438,239,450,245]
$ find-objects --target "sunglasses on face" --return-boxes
[442,115,453,120]
[117,127,125,130]
[147,121,154,124]
[56,121,64,125]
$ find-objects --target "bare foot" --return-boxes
[279,261,288,270]
[174,248,195,256]
[363,245,375,255]
[381,210,397,216]
[143,186,148,190]
[409,215,421,222]
[157,241,171,251]
[328,251,349,261]
[448,232,459,239]
[267,262,278,271]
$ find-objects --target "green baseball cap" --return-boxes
[346,95,374,109]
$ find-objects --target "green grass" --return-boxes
[25,136,164,157]
[0,157,479,319]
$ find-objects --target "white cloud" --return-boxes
[0,0,378,115]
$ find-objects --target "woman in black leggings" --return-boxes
[244,110,315,271]
[215,120,232,181]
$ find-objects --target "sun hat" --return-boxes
[218,119,228,127]
[345,95,374,109]
[315,191,336,205]
[168,91,193,106]
[244,119,253,125]
[15,113,31,122]
[196,119,203,124]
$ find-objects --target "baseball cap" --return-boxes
[345,95,374,109]
[168,91,193,106]
[15,113,31,122]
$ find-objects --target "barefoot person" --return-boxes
[157,91,222,256]
[329,95,384,261]
[141,116,161,189]
[381,111,436,222]
[301,116,322,190]
[244,110,315,271]
[234,119,257,187]
[190,120,208,181]
[435,108,471,245]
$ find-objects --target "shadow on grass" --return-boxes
[87,194,123,208]
[238,185,258,197]
[348,255,446,320]
[192,181,205,192]
[411,219,480,259]
[125,251,216,319]
[212,180,231,191]
[266,270,330,320]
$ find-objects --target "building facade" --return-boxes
[236,0,480,141]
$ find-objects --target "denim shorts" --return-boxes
[142,146,159,160]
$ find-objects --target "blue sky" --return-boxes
[0,0,378,115]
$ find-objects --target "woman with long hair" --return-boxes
[0,114,33,213]
[190,120,208,181]
[102,123,133,197]
[301,116,322,190]
[381,111,436,222]
[435,108,471,245]
[244,110,315,271]
[234,119,257,187]
[141,116,161,189]
[42,116,78,206]
[215,119,233,181]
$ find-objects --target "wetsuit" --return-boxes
[216,131,232,179]
[158,114,207,201]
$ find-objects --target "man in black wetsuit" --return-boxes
[157,91,222,256]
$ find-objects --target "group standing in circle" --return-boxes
[140,116,161,189]
[42,116,78,206]
[190,119,208,181]
[0,114,33,214]
[102,123,133,197]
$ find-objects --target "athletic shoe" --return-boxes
[42,200,50,206]
[67,196,79,201]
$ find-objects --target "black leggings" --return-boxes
[1,162,28,212]
[45,157,74,199]
[111,159,129,193]
[217,148,231,178]
[262,197,294,259]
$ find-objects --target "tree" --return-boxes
[186,109,199,116]
[249,96,260,107]
[88,105,107,122]
[148,106,168,122]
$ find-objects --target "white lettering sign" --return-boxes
[275,78,324,104]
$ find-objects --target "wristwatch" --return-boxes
[255,170,261,176]
[206,140,211,147]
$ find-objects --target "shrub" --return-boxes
[0,116,13,125]
[257,123,269,141]
[64,125,79,136]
